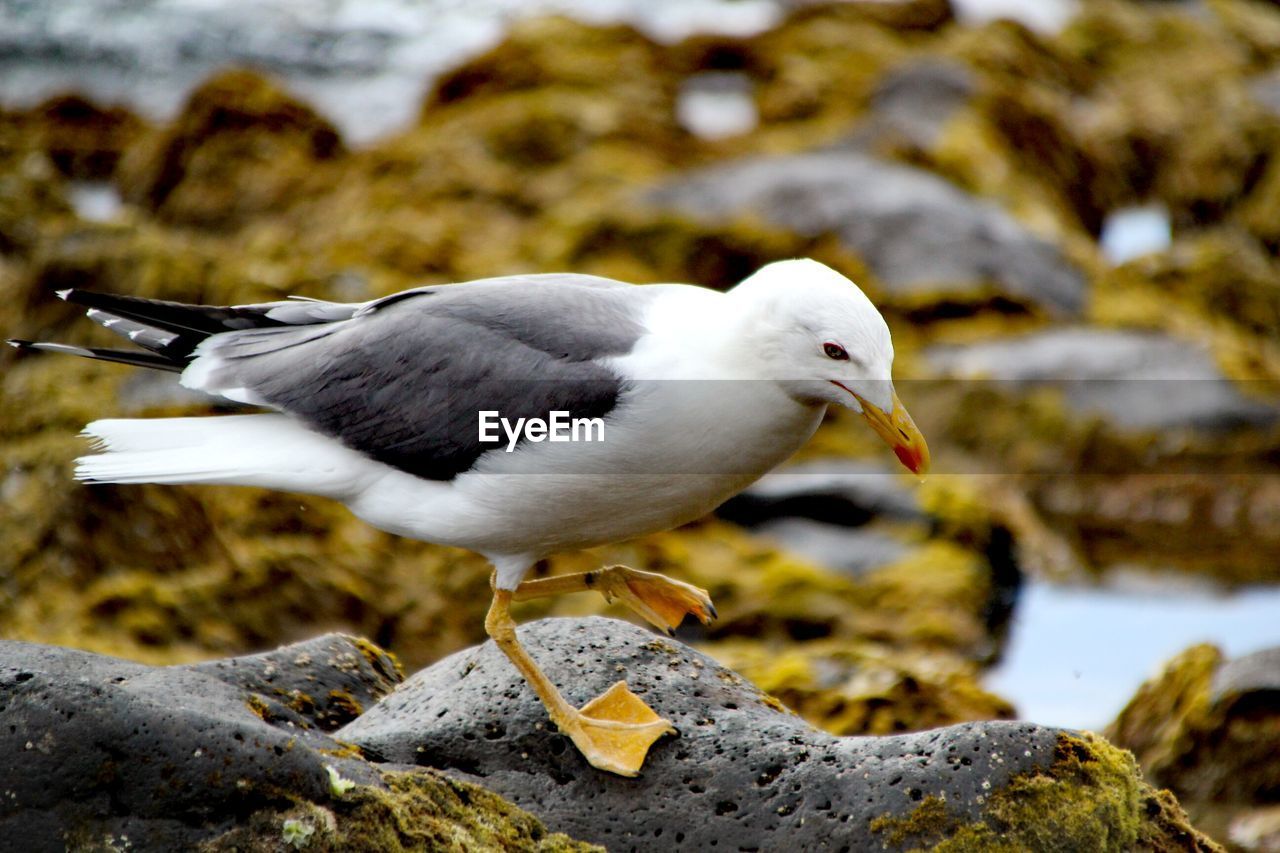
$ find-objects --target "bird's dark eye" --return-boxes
[823,342,849,360]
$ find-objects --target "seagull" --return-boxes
[9,258,929,776]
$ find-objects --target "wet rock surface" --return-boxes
[343,616,1213,851]
[645,149,1087,316]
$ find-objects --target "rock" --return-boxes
[717,459,924,528]
[1248,67,1280,116]
[707,636,1016,737]
[845,59,977,152]
[1107,643,1280,848]
[1109,644,1280,804]
[1030,474,1280,585]
[0,634,592,851]
[751,518,913,577]
[0,635,380,849]
[0,0,781,144]
[715,459,923,577]
[1095,230,1280,369]
[926,327,1279,431]
[342,616,1216,851]
[1210,646,1280,701]
[186,633,404,732]
[645,150,1086,316]
[19,95,145,181]
[115,69,344,230]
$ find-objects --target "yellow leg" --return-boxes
[485,587,676,777]
[513,565,717,635]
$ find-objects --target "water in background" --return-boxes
[987,580,1280,729]
[0,0,1076,144]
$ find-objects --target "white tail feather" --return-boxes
[76,415,381,499]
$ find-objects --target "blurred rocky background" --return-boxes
[2,0,1280,849]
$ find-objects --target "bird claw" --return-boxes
[597,566,717,634]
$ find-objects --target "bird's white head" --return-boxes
[730,258,930,476]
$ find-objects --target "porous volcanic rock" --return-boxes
[0,635,380,849]
[0,633,592,851]
[343,616,1215,851]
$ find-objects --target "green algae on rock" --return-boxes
[17,94,146,182]
[201,769,600,853]
[116,68,345,231]
[707,637,1014,736]
[869,731,1222,852]
[1107,644,1280,845]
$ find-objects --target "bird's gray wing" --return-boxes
[187,274,654,480]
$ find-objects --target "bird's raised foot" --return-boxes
[595,566,717,635]
[556,680,676,777]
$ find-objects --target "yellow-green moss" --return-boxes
[317,740,366,761]
[352,638,404,682]
[869,732,1222,852]
[870,795,953,848]
[202,768,600,852]
[116,68,344,230]
[707,637,1013,736]
[244,694,272,722]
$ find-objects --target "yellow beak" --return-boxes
[856,390,930,478]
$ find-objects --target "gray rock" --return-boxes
[716,460,923,576]
[1211,646,1280,705]
[341,616,1065,851]
[0,635,387,851]
[753,518,913,576]
[187,632,403,731]
[1249,68,1280,117]
[717,458,924,528]
[845,59,977,151]
[925,326,1279,431]
[645,150,1086,316]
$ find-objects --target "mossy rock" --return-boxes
[116,68,345,230]
[920,0,1280,244]
[346,619,1220,851]
[12,94,146,182]
[1107,643,1280,842]
[869,731,1222,852]
[0,122,72,258]
[706,636,1014,736]
[202,769,598,852]
[427,16,673,110]
[1093,227,1280,381]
